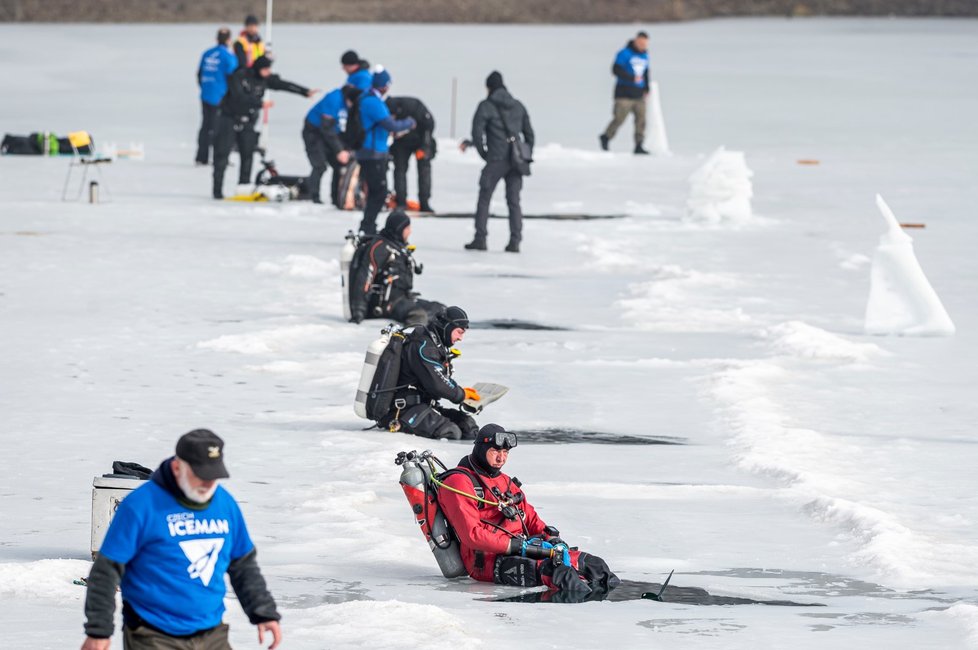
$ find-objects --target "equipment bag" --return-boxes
[490,103,532,176]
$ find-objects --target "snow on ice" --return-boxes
[2,17,978,650]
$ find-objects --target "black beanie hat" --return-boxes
[486,71,504,92]
[341,50,359,65]
[381,209,411,243]
[470,423,512,477]
[245,14,259,26]
[252,55,272,72]
[432,306,469,346]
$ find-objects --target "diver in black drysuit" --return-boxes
[379,307,479,440]
[349,210,445,326]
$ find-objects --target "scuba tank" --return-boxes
[354,328,391,419]
[395,450,467,579]
[340,231,357,321]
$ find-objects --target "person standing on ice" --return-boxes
[438,424,620,596]
[355,67,416,235]
[234,15,265,68]
[303,84,358,205]
[465,71,534,254]
[379,306,480,439]
[80,429,282,650]
[212,56,317,199]
[386,95,437,213]
[341,50,372,92]
[195,27,238,166]
[599,31,651,155]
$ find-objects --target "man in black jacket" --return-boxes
[379,306,481,440]
[386,96,436,213]
[349,210,445,325]
[80,429,281,650]
[212,56,316,199]
[465,71,534,254]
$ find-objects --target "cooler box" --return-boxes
[91,475,144,558]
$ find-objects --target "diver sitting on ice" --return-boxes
[344,209,445,326]
[400,425,620,598]
[377,306,481,440]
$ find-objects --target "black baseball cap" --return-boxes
[176,429,230,480]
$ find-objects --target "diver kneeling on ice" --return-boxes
[439,425,619,595]
[379,306,480,439]
[345,209,445,326]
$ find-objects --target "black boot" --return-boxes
[634,143,650,155]
[464,239,487,251]
[505,240,520,253]
[599,134,609,151]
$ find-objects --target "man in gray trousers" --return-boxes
[465,71,534,254]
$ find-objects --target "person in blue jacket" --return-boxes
[599,31,651,155]
[356,67,416,235]
[195,28,238,165]
[80,429,281,650]
[341,50,372,91]
[303,85,358,205]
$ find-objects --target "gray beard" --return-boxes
[176,471,217,504]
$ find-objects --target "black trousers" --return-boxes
[474,160,523,244]
[358,157,388,235]
[302,122,343,205]
[195,101,220,164]
[390,141,431,208]
[387,297,445,326]
[383,404,477,440]
[213,115,258,196]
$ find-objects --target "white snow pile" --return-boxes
[685,146,754,224]
[285,601,481,649]
[617,265,751,332]
[0,559,91,604]
[255,255,336,280]
[864,194,955,336]
[196,324,340,355]
[762,321,885,363]
[921,603,978,647]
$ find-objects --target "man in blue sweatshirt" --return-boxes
[600,31,651,155]
[341,50,372,92]
[303,85,358,205]
[195,28,238,165]
[356,68,416,235]
[80,429,281,650]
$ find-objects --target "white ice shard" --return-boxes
[864,194,954,336]
[685,146,753,225]
[648,81,671,156]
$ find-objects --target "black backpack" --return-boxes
[364,329,407,420]
[344,95,367,150]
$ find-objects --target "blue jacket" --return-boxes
[198,45,238,106]
[347,68,372,92]
[306,87,347,131]
[612,40,649,99]
[357,90,415,158]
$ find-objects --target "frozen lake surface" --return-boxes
[2,17,978,649]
